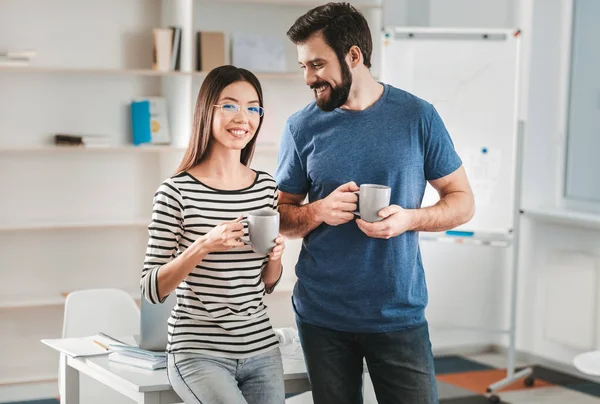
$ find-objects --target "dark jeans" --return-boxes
[296,317,438,404]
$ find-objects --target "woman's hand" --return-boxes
[268,235,286,261]
[199,217,245,253]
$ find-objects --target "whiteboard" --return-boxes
[381,28,521,234]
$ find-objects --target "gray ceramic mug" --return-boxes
[353,184,392,222]
[241,209,280,254]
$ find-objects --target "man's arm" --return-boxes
[278,192,322,239]
[279,182,360,239]
[409,165,474,232]
[356,166,474,238]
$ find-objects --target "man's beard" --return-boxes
[311,60,352,112]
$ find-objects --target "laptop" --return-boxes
[135,292,177,351]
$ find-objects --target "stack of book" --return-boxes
[54,134,111,148]
[108,344,167,370]
[0,50,36,67]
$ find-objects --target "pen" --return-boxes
[93,339,109,351]
[99,332,129,346]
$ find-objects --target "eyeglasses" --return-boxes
[213,103,264,117]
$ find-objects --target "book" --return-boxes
[231,32,285,72]
[196,31,225,71]
[0,57,30,67]
[0,50,35,67]
[41,335,117,358]
[131,97,170,146]
[0,50,36,59]
[170,26,182,71]
[152,28,173,71]
[54,134,111,148]
[108,344,167,359]
[108,351,166,370]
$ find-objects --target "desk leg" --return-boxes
[140,392,161,404]
[60,354,79,404]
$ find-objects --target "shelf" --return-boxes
[524,207,600,230]
[215,0,382,8]
[0,66,304,80]
[0,218,149,231]
[0,145,183,153]
[0,375,57,386]
[0,144,279,153]
[0,291,141,310]
[0,66,188,76]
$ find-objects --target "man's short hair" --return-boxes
[287,2,373,68]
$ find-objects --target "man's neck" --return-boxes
[340,71,384,111]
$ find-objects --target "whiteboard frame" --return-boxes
[381,27,522,234]
[380,27,532,397]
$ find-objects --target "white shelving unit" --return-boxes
[0,0,381,392]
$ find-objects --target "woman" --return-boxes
[141,65,285,404]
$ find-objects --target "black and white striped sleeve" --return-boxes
[272,185,279,210]
[264,183,282,295]
[141,179,184,304]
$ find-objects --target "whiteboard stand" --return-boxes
[381,28,534,402]
[424,123,532,404]
[483,121,533,403]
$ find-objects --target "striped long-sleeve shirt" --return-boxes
[141,170,281,358]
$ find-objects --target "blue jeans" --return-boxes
[167,348,284,404]
[296,318,438,404]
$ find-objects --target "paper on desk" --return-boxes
[41,334,126,358]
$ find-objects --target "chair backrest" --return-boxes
[59,288,141,400]
[62,288,140,338]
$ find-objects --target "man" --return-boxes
[275,3,475,404]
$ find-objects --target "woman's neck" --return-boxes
[189,143,252,188]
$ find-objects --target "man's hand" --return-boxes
[356,205,413,239]
[316,181,360,226]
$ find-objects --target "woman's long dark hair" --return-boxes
[176,65,264,173]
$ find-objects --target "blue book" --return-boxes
[131,100,151,145]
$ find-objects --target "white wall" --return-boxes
[0,1,370,401]
[5,0,596,401]
[384,0,515,28]
[516,0,600,365]
[386,0,600,370]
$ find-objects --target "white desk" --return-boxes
[60,351,310,404]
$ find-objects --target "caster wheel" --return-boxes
[488,394,501,404]
[524,376,535,387]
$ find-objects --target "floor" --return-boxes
[5,353,600,404]
[432,353,600,403]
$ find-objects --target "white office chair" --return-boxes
[59,288,141,403]
[62,288,140,338]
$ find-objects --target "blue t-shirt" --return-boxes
[275,84,462,333]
